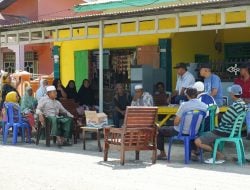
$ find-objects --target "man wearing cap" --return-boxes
[131,84,153,106]
[157,88,207,160]
[199,63,223,107]
[172,62,195,104]
[36,85,74,146]
[193,81,219,132]
[195,84,248,164]
[234,63,250,139]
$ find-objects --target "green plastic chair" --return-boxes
[212,112,247,166]
[200,105,217,134]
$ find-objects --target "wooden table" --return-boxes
[81,126,103,152]
[157,105,228,127]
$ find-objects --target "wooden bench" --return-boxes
[103,106,158,165]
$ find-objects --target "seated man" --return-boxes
[157,88,207,159]
[36,85,74,146]
[153,82,170,106]
[193,81,219,132]
[113,83,131,128]
[195,84,248,164]
[131,84,153,106]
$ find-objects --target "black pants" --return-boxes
[112,111,124,128]
[157,126,179,151]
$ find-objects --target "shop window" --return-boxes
[3,52,16,73]
[24,52,38,74]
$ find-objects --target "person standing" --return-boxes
[113,83,131,128]
[131,84,153,106]
[234,63,250,139]
[199,63,223,107]
[171,63,195,104]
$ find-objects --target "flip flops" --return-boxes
[204,158,225,164]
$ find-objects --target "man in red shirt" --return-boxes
[234,63,250,139]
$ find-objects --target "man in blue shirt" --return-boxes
[198,63,223,107]
[157,88,207,160]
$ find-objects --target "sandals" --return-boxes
[204,158,225,164]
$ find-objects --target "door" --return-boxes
[159,39,172,92]
[74,50,89,90]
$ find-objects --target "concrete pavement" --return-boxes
[0,138,250,190]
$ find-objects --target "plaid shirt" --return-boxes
[131,92,153,106]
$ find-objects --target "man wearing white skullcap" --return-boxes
[36,85,74,146]
[131,84,153,106]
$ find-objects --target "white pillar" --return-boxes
[8,44,25,71]
[99,20,104,112]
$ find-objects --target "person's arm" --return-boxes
[210,75,220,97]
[174,116,181,126]
[179,87,186,96]
[36,98,46,125]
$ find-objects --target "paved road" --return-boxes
[0,139,250,190]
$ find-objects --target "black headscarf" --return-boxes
[77,79,95,106]
[65,80,78,101]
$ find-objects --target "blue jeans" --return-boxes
[112,111,124,128]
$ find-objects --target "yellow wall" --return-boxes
[54,33,171,85]
[55,22,250,91]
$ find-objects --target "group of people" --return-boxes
[0,74,98,146]
[0,60,249,160]
[113,61,250,164]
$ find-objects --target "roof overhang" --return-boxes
[1,0,250,46]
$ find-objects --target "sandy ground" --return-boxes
[0,137,250,190]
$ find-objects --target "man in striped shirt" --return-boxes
[195,84,248,164]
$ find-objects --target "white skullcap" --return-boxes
[46,85,56,92]
[193,81,204,92]
[135,84,143,90]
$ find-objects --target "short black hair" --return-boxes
[156,82,164,88]
[185,88,198,99]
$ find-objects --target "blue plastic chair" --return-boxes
[3,102,31,144]
[212,111,247,166]
[167,110,206,164]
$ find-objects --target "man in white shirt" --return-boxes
[171,63,195,104]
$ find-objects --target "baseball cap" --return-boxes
[193,81,205,92]
[46,85,56,92]
[227,84,242,96]
[173,62,188,69]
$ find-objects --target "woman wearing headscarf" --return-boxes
[21,86,37,132]
[35,79,48,101]
[76,79,99,116]
[53,78,67,100]
[4,91,33,142]
[0,72,20,109]
[65,80,78,101]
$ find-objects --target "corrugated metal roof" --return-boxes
[74,0,225,12]
[75,0,176,12]
[1,0,249,31]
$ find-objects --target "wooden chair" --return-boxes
[36,116,56,147]
[60,98,81,144]
[103,106,158,165]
